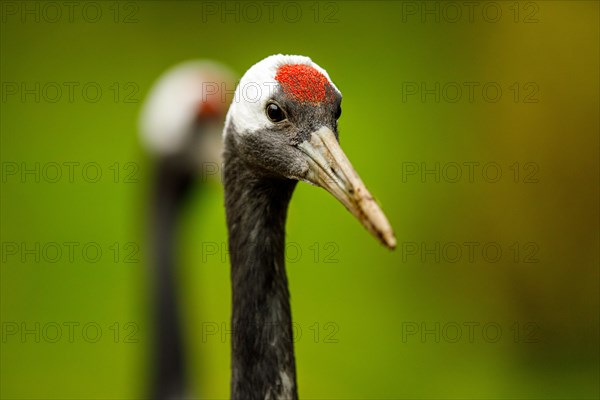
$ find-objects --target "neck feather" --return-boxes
[224,133,299,400]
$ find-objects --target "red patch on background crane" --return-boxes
[198,100,218,117]
[275,64,333,104]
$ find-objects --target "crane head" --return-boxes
[140,60,236,174]
[224,54,396,249]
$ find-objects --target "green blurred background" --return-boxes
[1,1,598,399]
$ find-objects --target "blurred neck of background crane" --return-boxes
[140,61,235,400]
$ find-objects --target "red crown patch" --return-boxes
[275,64,334,104]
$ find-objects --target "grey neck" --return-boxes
[223,133,299,400]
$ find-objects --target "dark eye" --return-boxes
[266,103,286,122]
[335,105,342,119]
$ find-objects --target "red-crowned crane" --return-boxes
[222,54,395,400]
[139,60,235,400]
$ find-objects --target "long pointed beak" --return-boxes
[298,126,396,249]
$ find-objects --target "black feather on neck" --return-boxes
[224,132,299,400]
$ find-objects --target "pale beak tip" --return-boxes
[383,232,397,250]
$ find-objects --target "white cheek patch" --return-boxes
[224,54,341,136]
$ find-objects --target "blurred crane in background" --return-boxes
[139,60,236,399]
